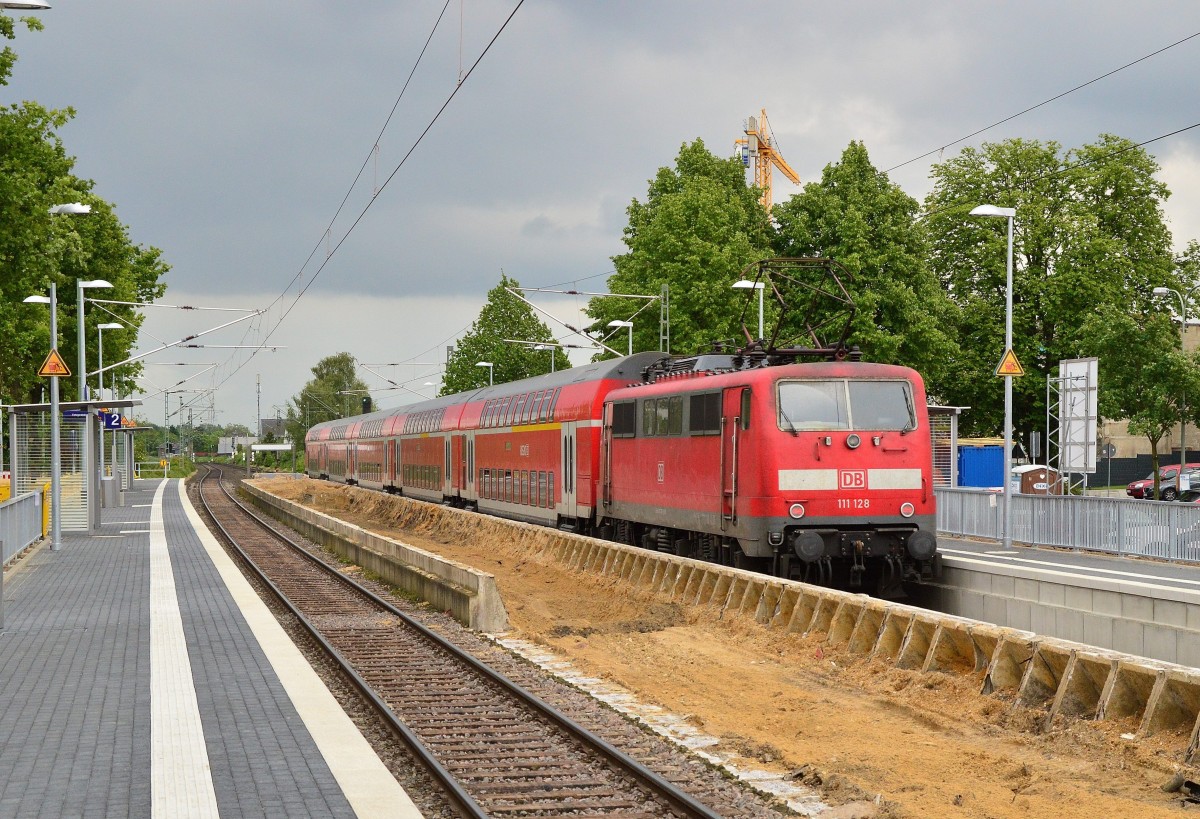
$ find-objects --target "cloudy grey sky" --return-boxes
[9,1,1200,428]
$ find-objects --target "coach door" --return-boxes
[561,421,578,520]
[464,432,475,501]
[720,387,749,528]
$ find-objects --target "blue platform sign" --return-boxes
[62,409,87,420]
[100,412,122,430]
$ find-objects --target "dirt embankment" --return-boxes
[258,477,1194,818]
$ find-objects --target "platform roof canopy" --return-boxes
[5,399,142,414]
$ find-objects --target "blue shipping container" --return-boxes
[958,445,1004,488]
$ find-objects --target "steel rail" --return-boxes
[195,466,486,818]
[198,465,724,819]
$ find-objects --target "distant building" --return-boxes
[218,436,257,456]
[259,418,288,441]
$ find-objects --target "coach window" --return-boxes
[740,388,752,430]
[549,388,562,419]
[668,396,683,435]
[513,394,527,425]
[548,471,555,507]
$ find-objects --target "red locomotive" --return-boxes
[306,260,941,595]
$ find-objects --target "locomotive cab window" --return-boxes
[847,381,917,431]
[777,379,915,432]
[611,401,636,437]
[640,397,683,437]
[688,392,720,435]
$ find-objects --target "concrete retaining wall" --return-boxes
[249,479,1200,762]
[240,481,509,633]
[914,557,1200,669]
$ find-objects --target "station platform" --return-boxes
[0,478,419,818]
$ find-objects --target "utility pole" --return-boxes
[256,374,262,441]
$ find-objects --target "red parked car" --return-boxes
[1128,463,1200,500]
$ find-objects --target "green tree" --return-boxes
[1080,306,1200,494]
[923,135,1176,437]
[441,274,568,394]
[284,353,370,444]
[0,15,168,406]
[772,141,959,390]
[588,139,773,358]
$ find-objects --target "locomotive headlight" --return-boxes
[788,503,806,519]
[900,502,915,518]
[846,433,861,449]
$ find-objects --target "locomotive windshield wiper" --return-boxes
[778,405,799,437]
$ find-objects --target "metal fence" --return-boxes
[937,487,1200,563]
[12,411,90,531]
[1,490,43,565]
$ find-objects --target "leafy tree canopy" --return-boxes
[284,352,370,444]
[588,139,773,358]
[0,15,169,405]
[923,135,1176,436]
[772,141,959,392]
[442,274,568,394]
[1079,305,1200,482]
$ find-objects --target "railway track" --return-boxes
[195,465,747,818]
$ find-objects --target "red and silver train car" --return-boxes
[306,350,940,596]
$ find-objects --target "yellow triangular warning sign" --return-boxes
[38,348,72,378]
[995,348,1024,377]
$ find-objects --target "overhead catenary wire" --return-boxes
[886,29,1200,173]
[206,0,527,402]
[916,119,1200,222]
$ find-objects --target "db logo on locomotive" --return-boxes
[839,469,867,490]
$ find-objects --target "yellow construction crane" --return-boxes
[735,108,800,211]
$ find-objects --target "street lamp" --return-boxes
[608,320,634,356]
[76,277,111,401]
[970,203,1017,550]
[476,361,493,386]
[97,322,122,480]
[733,279,765,339]
[1153,285,1192,493]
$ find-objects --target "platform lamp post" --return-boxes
[23,284,62,550]
[96,322,122,480]
[970,204,1016,550]
[732,279,765,340]
[26,203,91,551]
[1153,286,1192,494]
[475,362,493,386]
[76,278,111,401]
[608,320,634,356]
